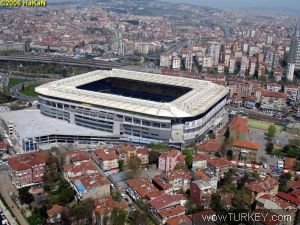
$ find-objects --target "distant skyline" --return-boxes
[165,0,300,11]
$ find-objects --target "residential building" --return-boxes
[166,214,192,225]
[192,154,210,170]
[207,42,220,67]
[136,147,149,165]
[191,170,218,192]
[196,139,222,155]
[256,194,297,225]
[286,62,295,81]
[152,169,192,192]
[172,56,181,70]
[92,148,119,174]
[63,161,98,179]
[95,196,128,225]
[64,150,89,164]
[260,91,288,113]
[158,150,184,172]
[231,139,260,162]
[207,157,231,178]
[8,152,47,188]
[266,83,281,92]
[127,177,163,201]
[190,180,212,208]
[47,204,67,225]
[289,27,300,70]
[149,194,186,224]
[246,176,279,200]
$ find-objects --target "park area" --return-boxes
[20,84,38,97]
[248,118,284,132]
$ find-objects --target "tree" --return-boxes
[237,174,249,190]
[279,173,292,192]
[267,125,277,138]
[185,200,204,214]
[44,152,60,184]
[129,210,151,225]
[70,198,94,225]
[210,193,224,212]
[18,187,34,204]
[118,160,125,172]
[232,188,252,210]
[183,149,193,168]
[266,142,274,154]
[127,156,141,178]
[111,190,122,202]
[110,208,127,225]
[148,150,161,164]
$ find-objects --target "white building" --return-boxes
[172,56,181,70]
[207,42,220,67]
[286,62,295,81]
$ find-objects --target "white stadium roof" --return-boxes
[35,69,228,118]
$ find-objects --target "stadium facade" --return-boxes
[35,69,228,147]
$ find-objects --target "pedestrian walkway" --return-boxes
[0,199,17,225]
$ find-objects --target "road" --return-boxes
[10,82,38,102]
[0,171,29,225]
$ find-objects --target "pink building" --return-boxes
[158,150,183,172]
[8,152,47,188]
[190,180,212,208]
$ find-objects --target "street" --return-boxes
[0,170,29,225]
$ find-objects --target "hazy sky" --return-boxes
[165,0,300,10]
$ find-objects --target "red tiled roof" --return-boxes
[8,152,47,171]
[192,209,216,222]
[158,205,185,218]
[193,154,211,161]
[165,170,192,181]
[167,214,192,225]
[93,148,118,161]
[72,173,109,190]
[0,141,6,149]
[160,149,180,159]
[127,178,161,198]
[232,139,260,150]
[152,175,172,190]
[246,177,279,193]
[258,194,293,210]
[95,196,127,215]
[261,91,287,99]
[136,147,149,156]
[64,150,89,163]
[276,192,300,206]
[229,116,248,135]
[63,160,98,175]
[290,180,300,190]
[196,139,222,153]
[47,204,65,217]
[207,157,231,168]
[149,194,184,211]
[284,157,296,169]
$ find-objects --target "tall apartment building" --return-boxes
[207,41,220,67]
[289,27,300,70]
[286,62,295,81]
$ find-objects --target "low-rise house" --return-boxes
[63,161,98,179]
[64,150,89,164]
[158,149,184,172]
[95,196,128,225]
[92,149,119,175]
[149,194,186,224]
[127,177,163,201]
[192,154,210,170]
[246,176,279,201]
[47,204,67,225]
[114,143,136,164]
[8,152,47,188]
[166,214,192,225]
[136,147,149,165]
[243,96,257,109]
[153,170,192,193]
[231,139,259,162]
[190,180,212,208]
[256,194,297,225]
[191,170,218,192]
[276,192,300,223]
[70,173,110,200]
[207,157,232,178]
[196,139,222,155]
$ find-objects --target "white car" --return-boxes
[277,160,284,168]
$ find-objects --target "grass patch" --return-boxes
[20,84,38,97]
[248,118,284,132]
[7,78,27,90]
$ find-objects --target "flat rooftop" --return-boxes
[0,110,113,140]
[36,69,228,118]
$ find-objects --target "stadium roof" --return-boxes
[36,69,228,118]
[0,110,112,140]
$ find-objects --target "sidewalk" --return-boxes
[0,199,18,225]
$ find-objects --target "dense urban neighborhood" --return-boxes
[0,0,299,225]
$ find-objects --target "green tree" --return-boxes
[70,198,94,225]
[232,188,252,210]
[185,200,204,214]
[110,208,127,225]
[127,156,141,178]
[18,187,34,204]
[183,149,193,168]
[148,150,161,164]
[267,125,277,138]
[129,210,151,225]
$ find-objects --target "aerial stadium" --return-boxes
[35,69,228,146]
[1,69,228,152]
